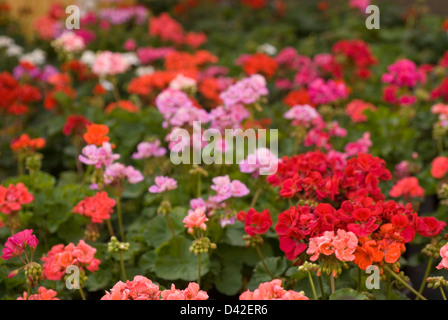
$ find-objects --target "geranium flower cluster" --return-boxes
[239,147,280,177]
[132,140,167,159]
[155,88,209,128]
[79,142,120,169]
[220,74,268,107]
[0,183,33,215]
[1,229,38,260]
[10,134,45,153]
[73,191,116,224]
[237,208,272,237]
[17,287,59,300]
[52,31,86,53]
[307,229,358,263]
[275,195,446,267]
[0,71,41,115]
[149,13,207,48]
[101,276,208,300]
[239,279,309,300]
[308,78,348,106]
[268,151,391,203]
[332,39,377,79]
[240,53,278,78]
[92,51,130,77]
[382,59,426,106]
[41,240,100,281]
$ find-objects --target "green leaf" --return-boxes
[224,223,246,247]
[155,236,209,281]
[214,264,243,296]
[329,288,368,300]
[84,269,115,292]
[139,250,157,273]
[145,207,186,248]
[248,257,287,289]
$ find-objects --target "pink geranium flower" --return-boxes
[148,176,178,193]
[104,163,144,185]
[239,279,309,300]
[436,242,448,270]
[2,229,38,260]
[132,140,166,159]
[79,142,120,169]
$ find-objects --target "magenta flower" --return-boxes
[149,176,178,193]
[2,229,38,260]
[79,142,120,169]
[132,140,167,159]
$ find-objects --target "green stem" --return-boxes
[79,286,86,300]
[165,214,177,238]
[357,268,362,292]
[74,143,84,183]
[255,245,273,279]
[250,188,262,209]
[383,265,427,300]
[318,276,326,300]
[417,256,433,298]
[386,271,392,300]
[106,219,115,238]
[307,271,318,300]
[116,196,125,242]
[18,159,24,176]
[26,284,31,300]
[329,275,335,294]
[440,287,447,300]
[119,251,127,282]
[197,173,202,198]
[197,253,201,287]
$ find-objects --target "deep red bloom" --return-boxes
[63,115,91,137]
[415,216,446,237]
[240,208,272,237]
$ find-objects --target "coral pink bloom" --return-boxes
[161,283,209,300]
[332,229,358,262]
[0,183,34,215]
[345,99,376,123]
[102,276,160,300]
[436,243,448,270]
[2,229,38,260]
[240,279,308,300]
[17,287,59,300]
[389,177,424,198]
[431,156,448,179]
[73,191,116,224]
[307,231,335,261]
[42,241,100,281]
[183,208,208,234]
[148,176,178,193]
